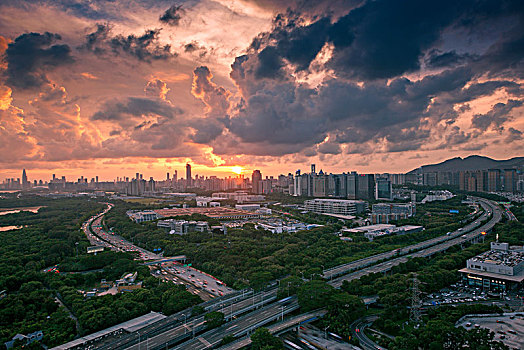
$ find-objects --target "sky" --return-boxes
[0,0,523,181]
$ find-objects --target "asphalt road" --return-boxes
[120,289,279,350]
[220,310,328,350]
[172,300,299,350]
[329,198,502,288]
[157,261,235,298]
[323,199,493,280]
[351,316,385,350]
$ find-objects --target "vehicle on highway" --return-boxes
[284,340,301,350]
[278,296,294,305]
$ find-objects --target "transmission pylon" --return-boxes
[409,273,423,327]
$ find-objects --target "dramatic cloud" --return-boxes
[0,0,522,178]
[471,100,524,132]
[91,97,183,123]
[506,127,523,143]
[160,4,184,26]
[4,32,74,89]
[144,78,170,100]
[81,24,175,61]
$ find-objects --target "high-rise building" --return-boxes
[357,174,375,200]
[186,163,192,188]
[347,172,358,199]
[21,169,28,189]
[311,164,316,175]
[488,169,501,192]
[252,170,262,194]
[504,169,517,193]
[375,178,392,200]
[423,172,437,187]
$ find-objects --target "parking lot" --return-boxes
[457,314,524,350]
[423,283,491,306]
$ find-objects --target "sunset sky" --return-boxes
[0,0,523,181]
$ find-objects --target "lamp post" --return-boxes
[324,325,330,339]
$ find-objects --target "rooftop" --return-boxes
[469,249,524,268]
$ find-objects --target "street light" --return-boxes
[324,325,330,339]
[182,314,187,334]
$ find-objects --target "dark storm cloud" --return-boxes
[425,49,475,69]
[80,24,175,62]
[471,100,524,132]
[317,142,341,155]
[4,32,74,89]
[248,0,524,80]
[160,4,184,26]
[91,97,183,121]
[255,46,286,79]
[214,0,524,156]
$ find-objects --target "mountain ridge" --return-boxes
[409,155,524,173]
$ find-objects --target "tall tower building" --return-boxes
[488,169,501,192]
[22,169,28,189]
[504,169,517,193]
[311,164,316,175]
[357,174,375,200]
[375,177,392,200]
[252,170,262,194]
[186,163,192,188]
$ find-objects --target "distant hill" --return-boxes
[409,155,524,174]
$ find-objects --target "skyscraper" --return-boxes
[504,169,517,193]
[21,169,28,189]
[488,169,501,192]
[375,178,392,200]
[186,163,192,188]
[357,174,375,200]
[252,170,262,194]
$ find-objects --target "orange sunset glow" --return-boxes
[0,0,522,182]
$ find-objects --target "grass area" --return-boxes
[122,198,165,205]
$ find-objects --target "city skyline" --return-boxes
[0,1,523,183]
[1,153,523,184]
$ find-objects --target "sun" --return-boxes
[231,166,243,175]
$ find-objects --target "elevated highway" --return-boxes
[329,198,502,288]
[323,197,495,281]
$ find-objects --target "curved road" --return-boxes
[323,198,494,280]
[329,198,502,288]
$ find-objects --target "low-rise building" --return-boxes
[212,191,265,203]
[235,204,261,211]
[157,219,209,234]
[127,210,159,223]
[304,199,368,216]
[459,242,524,291]
[421,190,455,203]
[371,202,416,224]
[5,331,43,349]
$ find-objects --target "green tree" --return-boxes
[204,311,225,330]
[297,280,335,311]
[250,328,283,350]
